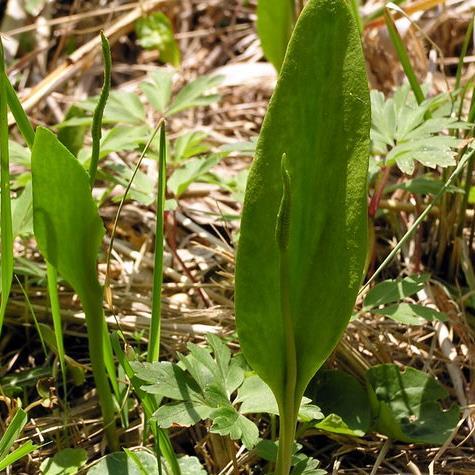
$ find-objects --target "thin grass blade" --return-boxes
[0,38,14,333]
[147,124,167,363]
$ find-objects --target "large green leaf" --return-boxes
[235,0,370,410]
[257,0,295,70]
[31,127,104,301]
[366,364,460,445]
[31,127,116,447]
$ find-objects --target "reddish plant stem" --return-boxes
[369,166,391,218]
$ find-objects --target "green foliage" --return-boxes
[366,364,460,444]
[31,127,117,448]
[307,370,371,437]
[40,448,87,475]
[0,38,14,332]
[257,0,295,70]
[136,12,181,67]
[253,441,327,475]
[235,0,370,471]
[0,409,38,471]
[133,335,259,448]
[371,86,468,174]
[361,274,447,325]
[88,450,204,475]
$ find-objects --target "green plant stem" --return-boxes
[0,39,13,333]
[455,17,474,92]
[147,124,167,363]
[89,32,111,188]
[275,155,297,475]
[47,265,67,398]
[275,249,298,475]
[84,285,119,450]
[384,9,425,105]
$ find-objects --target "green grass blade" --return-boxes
[0,409,27,460]
[0,440,38,471]
[4,81,35,148]
[15,275,47,357]
[384,8,425,105]
[0,38,14,333]
[89,32,112,188]
[147,124,167,363]
[455,17,474,91]
[46,264,68,398]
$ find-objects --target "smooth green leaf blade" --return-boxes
[235,0,370,406]
[0,409,27,461]
[39,448,88,475]
[366,364,460,445]
[237,375,322,421]
[136,12,181,67]
[140,69,174,114]
[377,303,448,325]
[154,401,212,428]
[167,75,223,116]
[0,38,14,331]
[209,406,259,449]
[88,451,159,475]
[0,440,38,471]
[31,127,104,299]
[363,274,429,309]
[257,0,294,70]
[307,370,371,437]
[31,127,117,448]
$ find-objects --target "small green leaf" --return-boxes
[366,364,460,444]
[168,154,223,197]
[11,181,33,238]
[136,12,181,67]
[376,303,448,325]
[307,370,371,437]
[363,274,429,309]
[132,361,203,401]
[173,131,210,161]
[0,409,27,460]
[168,75,223,116]
[209,406,259,449]
[40,448,88,475]
[153,401,212,428]
[237,375,322,421]
[140,69,174,113]
[88,451,159,475]
[175,456,206,475]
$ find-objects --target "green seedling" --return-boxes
[235,1,370,473]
